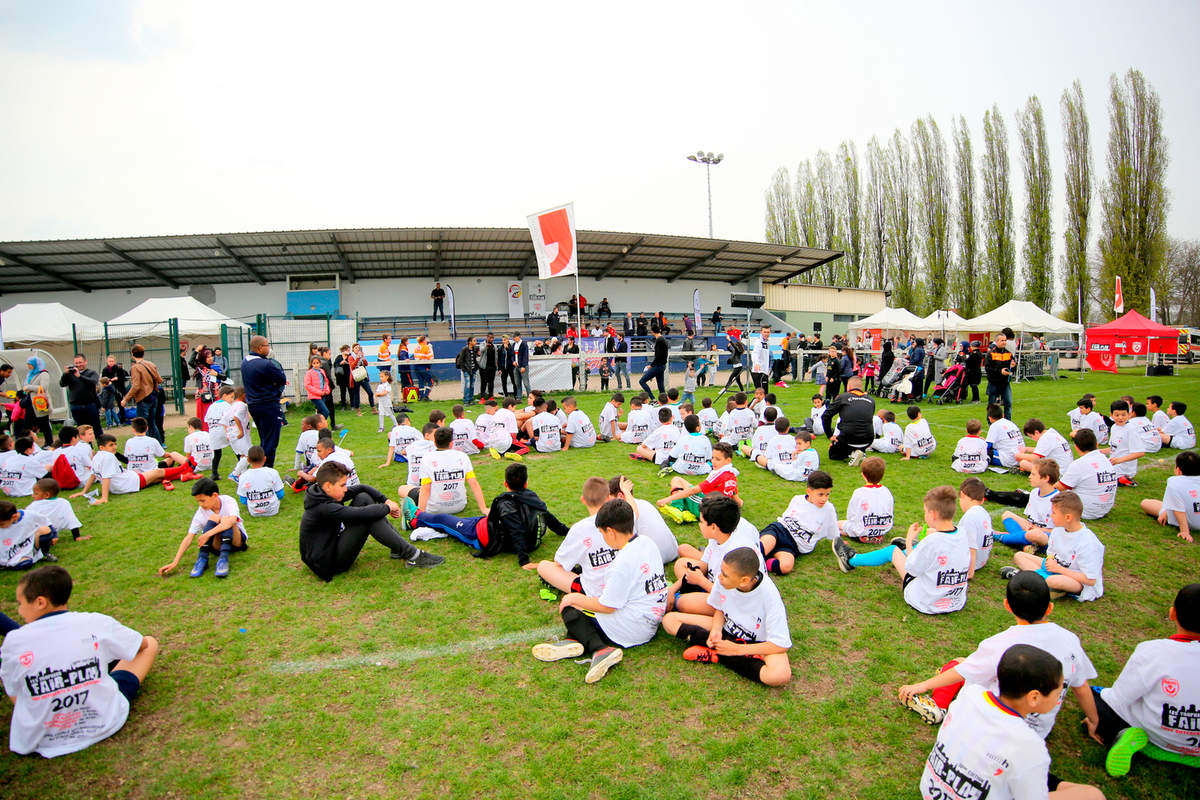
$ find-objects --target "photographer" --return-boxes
[60,354,103,434]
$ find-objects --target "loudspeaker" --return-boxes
[730,292,765,309]
[813,321,822,332]
[1145,364,1174,377]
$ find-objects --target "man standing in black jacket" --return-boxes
[639,329,669,395]
[821,376,876,463]
[479,333,498,400]
[241,336,288,467]
[299,461,444,581]
[101,355,129,398]
[60,354,102,435]
[984,332,1014,419]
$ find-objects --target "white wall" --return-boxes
[3,275,757,321]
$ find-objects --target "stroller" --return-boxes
[887,364,922,402]
[877,356,910,398]
[932,363,967,404]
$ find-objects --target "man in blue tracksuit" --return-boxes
[241,335,288,468]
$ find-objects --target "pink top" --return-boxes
[305,367,329,399]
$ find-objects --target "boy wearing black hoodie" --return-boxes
[299,461,444,581]
[405,462,568,566]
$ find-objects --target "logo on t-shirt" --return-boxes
[24,656,102,697]
[926,741,993,799]
[1162,701,1199,731]
[1162,678,1180,697]
[19,651,33,668]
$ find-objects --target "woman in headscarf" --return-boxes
[195,348,221,427]
[22,356,54,443]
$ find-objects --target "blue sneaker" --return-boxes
[401,497,418,531]
[214,549,231,578]
[189,551,209,577]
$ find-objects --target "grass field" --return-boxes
[1,368,1197,799]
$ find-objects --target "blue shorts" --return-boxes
[111,669,140,703]
[760,521,801,557]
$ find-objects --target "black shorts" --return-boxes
[678,570,707,594]
[203,539,250,555]
[903,573,916,591]
[111,669,140,703]
[760,521,801,557]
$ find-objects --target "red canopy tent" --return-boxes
[1084,310,1178,373]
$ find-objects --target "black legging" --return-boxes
[562,606,616,655]
[674,622,765,682]
[349,378,374,409]
[719,364,745,394]
[328,493,419,576]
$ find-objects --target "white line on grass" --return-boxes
[270,625,564,674]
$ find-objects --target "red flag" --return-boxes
[1114,276,1124,314]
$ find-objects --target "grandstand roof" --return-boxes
[0,227,842,294]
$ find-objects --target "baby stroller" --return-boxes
[887,364,922,402]
[932,363,967,404]
[878,356,910,398]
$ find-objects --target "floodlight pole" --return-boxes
[687,151,724,238]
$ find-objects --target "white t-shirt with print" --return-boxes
[0,611,143,757]
[530,411,562,452]
[747,426,773,461]
[183,430,214,471]
[1163,415,1195,449]
[388,424,422,459]
[565,410,596,448]
[1162,474,1200,530]
[91,450,141,494]
[1101,637,1200,756]
[204,400,231,448]
[1070,408,1106,444]
[700,523,765,584]
[773,448,819,482]
[238,467,285,517]
[227,400,252,456]
[598,403,621,439]
[1060,450,1118,519]
[1151,408,1170,429]
[0,509,50,568]
[773,495,839,554]
[958,504,994,569]
[65,441,94,484]
[123,436,163,473]
[631,498,678,563]
[419,448,474,513]
[842,484,895,543]
[669,432,712,476]
[1131,415,1161,454]
[495,407,519,435]
[809,405,826,436]
[1032,427,1072,472]
[643,424,680,463]
[951,436,988,473]
[295,429,320,470]
[319,449,359,487]
[904,418,937,457]
[763,434,797,470]
[594,535,667,648]
[1108,422,1142,478]
[449,417,479,455]
[698,407,719,435]
[986,417,1023,466]
[404,439,435,488]
[554,514,615,596]
[0,453,43,497]
[1046,524,1105,601]
[1024,488,1059,529]
[621,407,654,444]
[707,574,791,649]
[721,408,758,445]
[903,527,970,615]
[872,421,903,453]
[26,498,81,536]
[188,494,249,539]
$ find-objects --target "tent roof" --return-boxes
[0,302,104,342]
[107,297,249,337]
[0,227,843,293]
[962,300,1083,335]
[921,309,970,329]
[1086,310,1179,338]
[848,306,928,332]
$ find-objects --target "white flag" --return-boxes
[1149,287,1157,322]
[527,202,578,280]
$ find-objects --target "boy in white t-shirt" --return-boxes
[950,419,988,473]
[1102,401,1145,486]
[1069,395,1106,444]
[125,416,186,473]
[528,400,563,454]
[597,393,625,442]
[806,394,827,436]
[1057,429,1118,519]
[839,456,895,545]
[661,546,791,686]
[758,470,838,575]
[448,404,481,455]
[739,407,778,462]
[957,478,993,577]
[1146,394,1170,430]
[226,388,253,480]
[658,414,712,477]
[619,395,654,444]
[669,495,764,616]
[410,427,487,515]
[0,565,159,758]
[1128,402,1161,455]
[832,485,971,615]
[996,458,1060,550]
[1016,418,1072,474]
[1159,400,1195,449]
[0,437,47,498]
[772,431,820,482]
[897,571,1099,731]
[525,477,614,594]
[697,396,719,437]
[157,477,249,578]
[748,385,767,418]
[290,414,328,491]
[985,404,1022,467]
[902,405,937,460]
[916,644,1104,800]
[237,446,286,517]
[380,413,422,466]
[720,392,758,447]
[1092,582,1200,777]
[315,435,358,488]
[1001,491,1105,602]
[531,498,666,684]
[635,407,680,464]
[400,423,438,496]
[204,387,234,479]
[68,433,191,502]
[868,410,903,453]
[27,478,85,542]
[561,396,596,449]
[0,500,55,568]
[755,416,797,472]
[1140,450,1200,543]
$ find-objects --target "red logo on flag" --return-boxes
[1114,276,1124,314]
[537,209,574,277]
[1163,678,1180,697]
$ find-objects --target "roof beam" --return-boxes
[102,242,179,288]
[666,243,730,283]
[214,237,266,285]
[0,248,93,293]
[598,236,645,280]
[431,232,442,282]
[329,233,356,283]
[771,252,842,285]
[735,246,808,284]
[517,251,536,280]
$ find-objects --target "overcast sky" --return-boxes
[2,0,1197,261]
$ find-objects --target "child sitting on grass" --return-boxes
[720,392,758,447]
[771,431,819,482]
[1103,400,1145,487]
[985,403,1023,468]
[380,413,422,466]
[656,413,712,476]
[661,546,792,686]
[999,491,1104,602]
[657,442,740,523]
[740,406,777,462]
[697,396,719,437]
[0,436,47,497]
[994,457,1059,550]
[1140,450,1199,543]
[756,415,796,472]
[917,643,1105,800]
[1069,395,1106,444]
[526,477,614,594]
[896,571,1098,731]
[957,477,993,578]
[1017,418,1073,474]
[832,485,970,615]
[1159,400,1195,449]
[158,478,248,579]
[0,499,55,567]
[669,495,763,614]
[633,406,680,464]
[1058,429,1118,520]
[838,456,894,545]
[237,446,286,517]
[70,433,194,501]
[27,477,84,542]
[448,404,481,455]
[597,392,624,442]
[528,399,563,453]
[902,405,937,460]
[758,470,837,575]
[806,394,827,435]
[531,498,667,684]
[950,419,988,473]
[0,565,159,757]
[868,409,903,454]
[561,396,597,449]
[183,417,215,478]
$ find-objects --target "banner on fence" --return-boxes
[507,282,524,319]
[527,281,548,318]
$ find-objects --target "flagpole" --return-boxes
[575,272,583,389]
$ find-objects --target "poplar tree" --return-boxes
[838,141,864,287]
[1017,96,1054,308]
[864,136,889,290]
[885,130,917,309]
[980,104,1016,310]
[1060,80,1092,324]
[794,160,821,283]
[911,115,951,312]
[814,150,841,284]
[764,167,798,246]
[951,116,978,316]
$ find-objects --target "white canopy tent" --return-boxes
[921,309,970,337]
[0,302,104,344]
[847,306,928,335]
[107,297,250,338]
[962,300,1083,336]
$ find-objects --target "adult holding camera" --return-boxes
[60,354,103,435]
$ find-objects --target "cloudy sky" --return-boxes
[1,0,1197,256]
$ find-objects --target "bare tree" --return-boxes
[815,149,842,284]
[864,136,889,290]
[764,167,798,246]
[981,104,1016,311]
[838,141,864,287]
[885,130,917,308]
[1098,68,1170,319]
[951,116,978,316]
[1157,239,1200,326]
[1017,96,1054,309]
[911,116,952,313]
[1060,80,1092,324]
[793,160,821,283]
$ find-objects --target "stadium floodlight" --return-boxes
[686,150,726,238]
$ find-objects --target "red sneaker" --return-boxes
[683,645,718,664]
[179,471,202,482]
[161,480,175,491]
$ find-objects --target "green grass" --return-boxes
[1,368,1198,799]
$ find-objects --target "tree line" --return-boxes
[764,68,1183,325]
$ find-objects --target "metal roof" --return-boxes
[0,227,842,294]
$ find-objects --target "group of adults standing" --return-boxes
[452,333,536,403]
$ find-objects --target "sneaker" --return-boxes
[504,452,524,461]
[489,447,501,460]
[405,550,445,568]
[999,566,1020,580]
[628,452,645,461]
[680,510,699,523]
[1105,726,1149,777]
[904,693,946,725]
[890,537,908,551]
[214,550,231,578]
[831,537,857,572]
[656,464,673,478]
[531,640,585,662]
[1117,475,1138,487]
[659,504,687,524]
[179,471,202,482]
[400,497,418,530]
[847,449,865,467]
[683,645,719,664]
[584,646,624,684]
[775,381,788,388]
[40,552,58,563]
[161,480,175,492]
[189,551,209,577]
